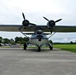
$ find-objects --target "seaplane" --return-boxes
[0,13,76,52]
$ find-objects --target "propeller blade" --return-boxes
[30,23,36,26]
[43,16,49,21]
[22,12,25,20]
[55,19,62,22]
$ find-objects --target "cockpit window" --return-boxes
[36,30,42,34]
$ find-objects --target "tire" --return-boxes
[37,47,41,52]
[49,46,53,50]
[23,43,27,50]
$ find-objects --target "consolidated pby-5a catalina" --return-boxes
[0,13,76,52]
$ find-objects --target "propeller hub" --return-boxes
[22,20,29,26]
[48,20,55,28]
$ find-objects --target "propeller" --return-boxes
[43,16,62,23]
[43,16,62,33]
[43,16,49,21]
[22,12,36,26]
[19,12,36,31]
[55,19,62,22]
[22,12,26,20]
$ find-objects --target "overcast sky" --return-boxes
[0,0,76,43]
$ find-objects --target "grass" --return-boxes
[53,44,76,53]
[0,46,10,48]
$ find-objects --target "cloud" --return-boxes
[0,0,76,25]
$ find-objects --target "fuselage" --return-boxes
[28,33,49,47]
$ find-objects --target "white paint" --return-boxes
[29,39,48,46]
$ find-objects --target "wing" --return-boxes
[54,26,76,32]
[0,25,76,32]
[40,25,76,32]
[0,25,21,31]
[0,25,36,32]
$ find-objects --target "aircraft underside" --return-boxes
[23,38,53,52]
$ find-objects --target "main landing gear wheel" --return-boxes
[49,46,53,50]
[23,43,27,50]
[37,47,41,52]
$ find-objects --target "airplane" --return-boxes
[0,13,76,52]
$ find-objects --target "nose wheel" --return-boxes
[37,47,41,52]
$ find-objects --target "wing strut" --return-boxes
[19,26,28,37]
[48,28,61,39]
[48,32,56,39]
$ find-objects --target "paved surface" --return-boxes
[0,48,76,75]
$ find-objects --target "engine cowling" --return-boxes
[22,20,29,27]
[47,20,55,28]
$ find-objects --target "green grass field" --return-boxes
[53,44,76,53]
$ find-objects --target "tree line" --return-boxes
[0,37,29,45]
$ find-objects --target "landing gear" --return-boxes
[48,43,53,50]
[23,43,27,50]
[49,46,53,50]
[37,47,41,52]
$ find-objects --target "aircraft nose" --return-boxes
[37,34,43,38]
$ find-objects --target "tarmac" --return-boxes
[0,48,76,75]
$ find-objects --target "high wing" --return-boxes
[0,13,76,33]
[0,25,76,32]
[41,25,76,32]
[0,25,21,31]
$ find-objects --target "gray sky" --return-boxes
[0,0,76,43]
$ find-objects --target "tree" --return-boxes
[15,37,19,43]
[70,41,73,44]
[0,37,2,43]
[24,37,29,42]
[15,37,29,44]
[10,39,15,45]
[3,38,10,44]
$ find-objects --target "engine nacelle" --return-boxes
[22,20,29,27]
[47,20,55,28]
